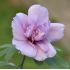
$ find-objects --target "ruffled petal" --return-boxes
[34,41,48,61]
[47,23,64,42]
[34,41,56,61]
[28,4,49,25]
[12,39,37,57]
[34,47,47,61]
[12,13,27,40]
[47,43,56,58]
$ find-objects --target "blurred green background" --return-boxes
[0,0,70,69]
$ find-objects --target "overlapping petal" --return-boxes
[12,39,37,57]
[28,5,49,25]
[34,41,56,61]
[47,23,64,42]
[12,13,27,40]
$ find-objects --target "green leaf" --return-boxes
[0,61,16,67]
[46,55,69,69]
[55,47,63,52]
[50,17,59,23]
[0,44,17,61]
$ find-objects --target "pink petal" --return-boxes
[24,23,34,38]
[47,43,56,58]
[34,47,47,61]
[28,5,49,25]
[12,13,27,40]
[34,41,56,61]
[12,39,37,57]
[47,23,64,42]
[36,41,49,53]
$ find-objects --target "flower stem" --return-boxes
[20,55,26,69]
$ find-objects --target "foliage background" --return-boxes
[0,0,70,69]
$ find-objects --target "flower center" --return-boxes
[27,26,45,44]
[27,36,36,44]
[24,22,50,43]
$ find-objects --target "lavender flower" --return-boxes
[12,5,64,61]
